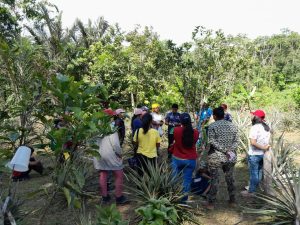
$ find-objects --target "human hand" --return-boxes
[264,145,271,151]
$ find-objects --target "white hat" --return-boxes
[134,108,143,115]
[115,108,125,115]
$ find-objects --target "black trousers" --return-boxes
[167,133,174,159]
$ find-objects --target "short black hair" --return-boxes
[172,103,179,109]
[213,107,225,119]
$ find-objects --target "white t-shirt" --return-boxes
[248,124,271,155]
[151,112,164,136]
[152,112,163,123]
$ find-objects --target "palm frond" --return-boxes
[244,163,300,224]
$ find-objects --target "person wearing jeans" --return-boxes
[241,110,271,197]
[170,113,199,203]
[248,155,264,192]
[171,158,196,197]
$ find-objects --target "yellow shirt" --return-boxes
[133,128,161,158]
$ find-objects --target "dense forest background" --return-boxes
[1,0,300,114]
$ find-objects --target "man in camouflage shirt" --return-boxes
[204,107,239,209]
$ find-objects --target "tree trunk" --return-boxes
[131,92,135,109]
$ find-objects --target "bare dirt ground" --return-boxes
[1,131,299,225]
[2,161,254,225]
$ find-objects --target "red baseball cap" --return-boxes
[251,110,265,119]
[103,108,116,116]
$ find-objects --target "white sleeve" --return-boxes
[249,125,258,140]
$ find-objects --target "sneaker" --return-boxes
[116,196,129,205]
[241,190,254,198]
[102,195,111,204]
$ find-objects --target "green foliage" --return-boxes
[224,85,297,111]
[272,133,297,174]
[152,83,184,111]
[53,155,93,209]
[136,198,178,225]
[293,87,300,108]
[244,165,300,224]
[126,161,200,224]
[40,74,111,208]
[44,74,110,158]
[95,204,129,225]
[0,37,49,157]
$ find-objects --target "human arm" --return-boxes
[201,173,211,179]
[133,129,138,144]
[250,138,271,151]
[165,113,170,125]
[249,126,271,151]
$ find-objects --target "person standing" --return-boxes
[151,103,164,137]
[204,107,239,210]
[196,102,213,132]
[131,105,143,135]
[165,104,181,158]
[93,109,128,205]
[221,103,233,122]
[241,110,271,197]
[195,102,213,147]
[115,108,126,146]
[132,108,143,138]
[133,113,161,176]
[171,113,199,202]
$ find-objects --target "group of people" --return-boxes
[93,102,272,209]
[10,102,271,209]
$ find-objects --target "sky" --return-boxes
[50,0,300,44]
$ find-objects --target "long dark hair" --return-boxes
[180,113,194,148]
[252,116,270,132]
[141,113,153,134]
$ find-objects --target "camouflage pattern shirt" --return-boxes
[207,120,239,166]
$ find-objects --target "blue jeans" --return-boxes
[248,155,264,193]
[171,157,196,200]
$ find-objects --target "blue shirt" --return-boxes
[224,112,233,122]
[132,117,142,136]
[197,108,212,129]
[165,112,181,133]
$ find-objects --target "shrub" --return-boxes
[244,164,300,224]
[293,86,300,108]
[126,161,200,224]
[95,204,129,225]
[78,204,129,225]
[136,198,178,225]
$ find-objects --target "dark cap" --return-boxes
[180,112,191,125]
[172,103,179,109]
